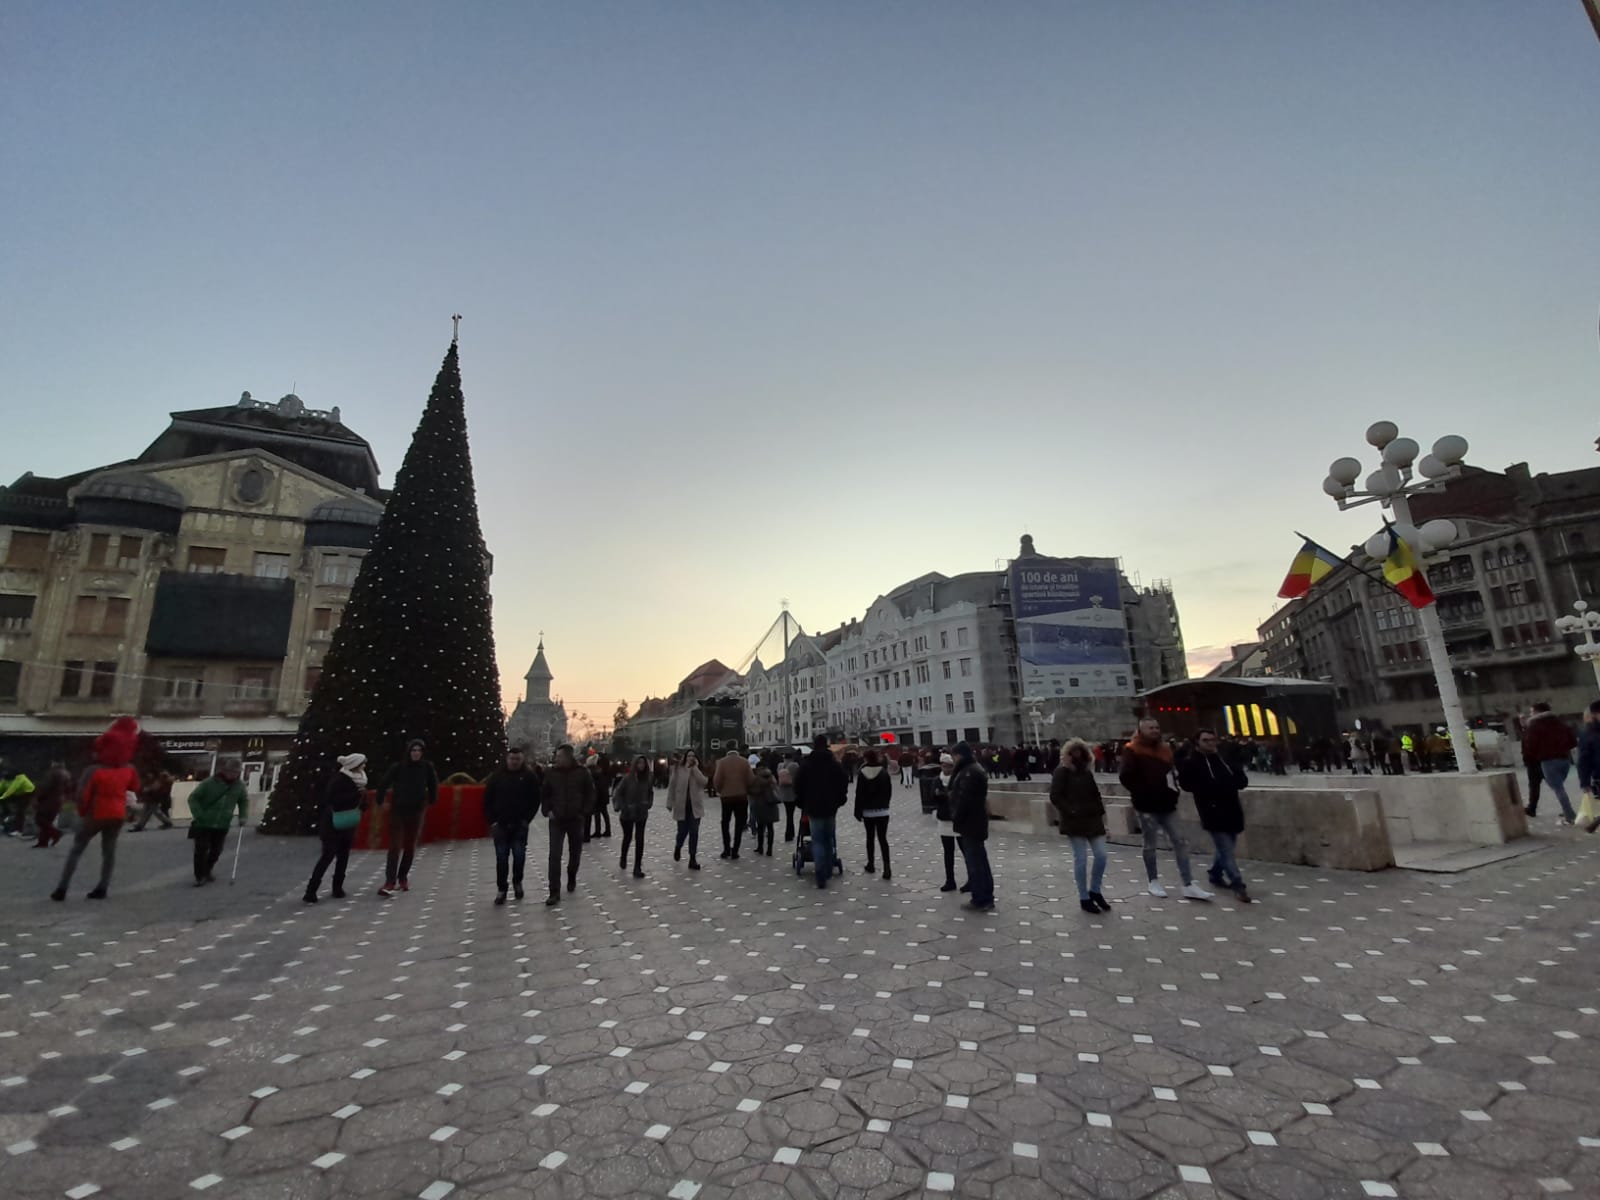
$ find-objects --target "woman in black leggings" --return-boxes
[854,749,894,880]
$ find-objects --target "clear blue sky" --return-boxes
[3,2,1597,716]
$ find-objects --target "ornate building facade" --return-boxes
[0,391,384,790]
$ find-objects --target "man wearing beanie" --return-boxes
[374,738,438,897]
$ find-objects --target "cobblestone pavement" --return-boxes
[2,799,1598,1200]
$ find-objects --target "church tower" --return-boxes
[525,640,554,703]
[506,639,568,759]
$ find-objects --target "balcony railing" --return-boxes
[151,696,204,715]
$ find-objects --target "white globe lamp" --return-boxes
[1365,421,1399,449]
[1328,457,1363,486]
[1381,437,1420,468]
[1431,435,1468,466]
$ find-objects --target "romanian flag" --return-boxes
[1277,539,1344,599]
[1381,524,1435,609]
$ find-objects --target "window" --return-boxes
[311,607,339,638]
[5,531,49,569]
[0,659,18,701]
[71,595,99,634]
[916,663,930,684]
[187,546,227,574]
[945,729,957,744]
[1507,581,1526,605]
[87,533,140,569]
[89,661,117,699]
[1535,620,1551,641]
[234,668,272,700]
[102,597,130,637]
[163,672,205,700]
[319,554,361,586]
[254,552,291,579]
[1568,529,1587,553]
[959,657,972,678]
[60,660,84,697]
[939,631,948,649]
[1524,578,1540,604]
[298,665,316,696]
[0,594,35,634]
[942,661,952,679]
[957,626,969,648]
[945,694,955,714]
[963,691,975,713]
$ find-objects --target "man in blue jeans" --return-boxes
[482,746,542,905]
[793,734,847,889]
[1179,729,1251,903]
[949,742,994,911]
[1521,702,1578,823]
[1120,718,1213,901]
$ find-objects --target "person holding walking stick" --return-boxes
[186,758,248,886]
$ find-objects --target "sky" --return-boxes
[3,2,1598,723]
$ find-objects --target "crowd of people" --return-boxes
[18,699,1600,908]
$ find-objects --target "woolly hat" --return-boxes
[338,753,367,772]
[94,717,140,768]
[939,752,954,767]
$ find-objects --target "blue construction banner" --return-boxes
[1009,556,1132,698]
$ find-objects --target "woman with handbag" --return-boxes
[305,753,368,903]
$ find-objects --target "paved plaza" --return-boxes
[2,804,1598,1200]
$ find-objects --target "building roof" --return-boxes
[75,473,186,509]
[526,641,553,682]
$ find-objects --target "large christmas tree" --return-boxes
[260,335,507,833]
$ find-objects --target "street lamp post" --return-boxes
[1554,599,1600,691]
[1321,421,1477,774]
[1022,696,1054,748]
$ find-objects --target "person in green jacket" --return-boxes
[187,758,248,886]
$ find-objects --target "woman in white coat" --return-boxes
[668,751,708,871]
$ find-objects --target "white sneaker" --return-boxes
[1147,880,1168,898]
[1182,882,1215,901]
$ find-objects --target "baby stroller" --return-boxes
[792,813,844,877]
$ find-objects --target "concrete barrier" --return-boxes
[990,778,1393,871]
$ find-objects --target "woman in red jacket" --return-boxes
[52,717,141,901]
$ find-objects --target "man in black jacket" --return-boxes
[540,745,595,905]
[949,742,993,910]
[1178,730,1251,903]
[374,739,439,898]
[483,746,543,904]
[793,734,846,888]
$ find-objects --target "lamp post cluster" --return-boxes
[1555,600,1600,691]
[1320,421,1477,775]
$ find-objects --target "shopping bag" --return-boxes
[1577,790,1597,826]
